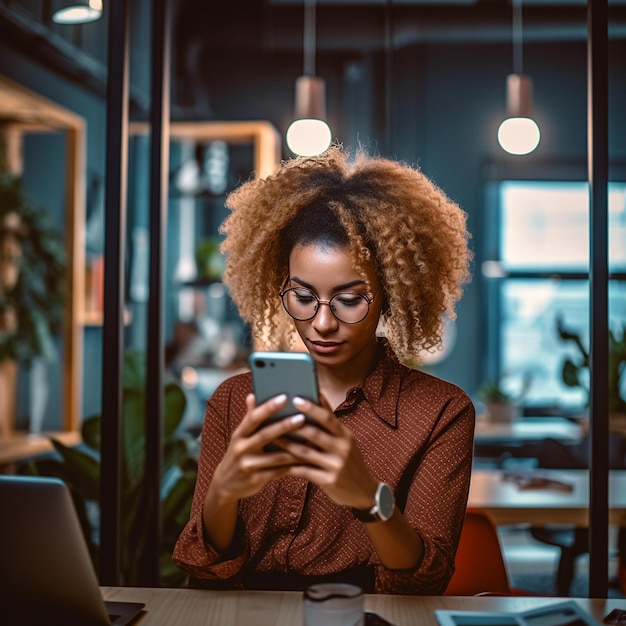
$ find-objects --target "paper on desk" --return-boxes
[502,471,575,492]
[435,599,596,626]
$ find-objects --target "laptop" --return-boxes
[0,474,145,625]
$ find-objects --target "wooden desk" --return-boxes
[468,468,626,526]
[0,430,80,472]
[474,417,583,446]
[101,587,624,625]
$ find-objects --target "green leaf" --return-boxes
[123,350,146,390]
[122,388,146,492]
[81,415,101,451]
[50,438,100,501]
[164,382,187,438]
[561,359,581,388]
[0,174,65,366]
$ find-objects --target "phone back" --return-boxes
[249,351,319,418]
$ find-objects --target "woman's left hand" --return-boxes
[280,395,379,510]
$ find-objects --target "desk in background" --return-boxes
[474,416,583,446]
[468,468,626,526]
[101,587,625,625]
[473,416,584,466]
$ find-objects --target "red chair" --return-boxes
[445,508,531,596]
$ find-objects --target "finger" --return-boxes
[247,413,308,452]
[239,449,300,472]
[284,422,338,454]
[235,464,293,495]
[292,396,343,436]
[284,463,332,487]
[276,436,339,470]
[237,392,289,437]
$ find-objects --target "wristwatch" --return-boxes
[352,482,395,523]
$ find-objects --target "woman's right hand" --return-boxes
[209,392,305,503]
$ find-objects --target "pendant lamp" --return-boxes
[497,0,540,155]
[52,0,103,24]
[286,0,332,157]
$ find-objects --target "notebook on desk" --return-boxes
[0,474,145,625]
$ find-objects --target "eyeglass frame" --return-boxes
[279,282,380,324]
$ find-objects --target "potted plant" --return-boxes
[478,379,520,423]
[0,172,65,436]
[556,316,626,428]
[478,374,532,424]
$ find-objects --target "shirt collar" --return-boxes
[358,339,403,428]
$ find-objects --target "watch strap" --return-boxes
[352,503,381,523]
[351,482,394,523]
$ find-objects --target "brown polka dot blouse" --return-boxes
[172,340,475,594]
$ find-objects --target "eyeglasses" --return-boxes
[280,286,378,324]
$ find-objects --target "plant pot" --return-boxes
[486,401,521,424]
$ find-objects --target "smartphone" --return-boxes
[249,351,319,420]
[249,352,322,451]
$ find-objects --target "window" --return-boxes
[484,179,626,413]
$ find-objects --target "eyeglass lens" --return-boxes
[282,288,370,323]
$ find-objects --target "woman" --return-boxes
[173,146,475,594]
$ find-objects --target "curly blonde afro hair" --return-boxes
[220,145,472,364]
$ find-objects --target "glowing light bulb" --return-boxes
[497,116,540,155]
[286,118,332,157]
[52,0,102,24]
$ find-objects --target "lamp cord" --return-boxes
[385,0,394,153]
[512,0,523,75]
[303,0,316,77]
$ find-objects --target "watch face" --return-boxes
[378,483,395,520]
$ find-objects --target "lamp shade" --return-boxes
[52,0,103,24]
[498,74,540,155]
[294,75,326,119]
[505,74,532,118]
[286,76,332,157]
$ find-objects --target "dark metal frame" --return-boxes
[145,0,171,587]
[100,0,129,586]
[587,0,610,599]
[101,0,170,586]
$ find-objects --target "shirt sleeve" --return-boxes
[373,389,475,595]
[172,374,252,586]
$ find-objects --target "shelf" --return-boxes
[0,73,86,433]
[0,430,81,471]
[81,308,132,327]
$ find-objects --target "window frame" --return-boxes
[481,160,626,414]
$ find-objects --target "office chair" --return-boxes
[445,508,530,596]
[528,432,626,596]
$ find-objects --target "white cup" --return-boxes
[303,583,364,626]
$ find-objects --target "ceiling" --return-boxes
[173,0,626,53]
[1,0,625,119]
[170,0,626,120]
